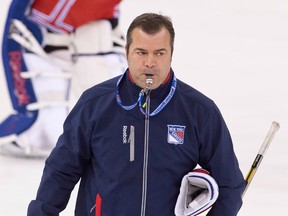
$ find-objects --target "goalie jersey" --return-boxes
[28,0,121,33]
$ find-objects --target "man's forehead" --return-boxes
[130,28,170,47]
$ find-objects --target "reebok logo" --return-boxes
[9,51,30,107]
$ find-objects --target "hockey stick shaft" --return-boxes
[242,121,280,197]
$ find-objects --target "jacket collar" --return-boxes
[116,68,176,116]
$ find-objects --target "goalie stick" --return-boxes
[242,121,280,197]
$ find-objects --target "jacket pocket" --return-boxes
[128,125,135,161]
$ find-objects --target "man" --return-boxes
[28,13,245,215]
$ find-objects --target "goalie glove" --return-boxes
[174,169,219,216]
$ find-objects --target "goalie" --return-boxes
[0,0,126,157]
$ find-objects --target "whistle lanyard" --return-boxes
[116,73,177,117]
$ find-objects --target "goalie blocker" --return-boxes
[175,168,219,216]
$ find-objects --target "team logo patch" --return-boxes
[167,125,186,145]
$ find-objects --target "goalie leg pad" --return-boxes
[0,53,70,156]
[71,20,113,54]
[68,20,127,103]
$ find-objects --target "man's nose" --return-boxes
[145,54,156,68]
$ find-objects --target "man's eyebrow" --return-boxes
[154,48,167,52]
[133,48,167,52]
[134,48,147,51]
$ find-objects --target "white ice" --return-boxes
[0,0,287,215]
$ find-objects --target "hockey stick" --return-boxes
[242,121,280,197]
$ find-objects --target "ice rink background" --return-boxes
[0,0,287,215]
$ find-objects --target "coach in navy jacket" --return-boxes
[28,13,245,216]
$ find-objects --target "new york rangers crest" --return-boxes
[167,125,186,145]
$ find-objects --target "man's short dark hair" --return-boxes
[125,13,175,55]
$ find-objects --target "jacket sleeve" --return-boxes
[198,104,245,216]
[27,96,93,215]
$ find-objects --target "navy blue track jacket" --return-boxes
[28,69,245,215]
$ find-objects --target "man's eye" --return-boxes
[155,51,165,56]
[136,51,146,56]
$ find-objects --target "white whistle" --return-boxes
[146,77,153,88]
[144,76,153,94]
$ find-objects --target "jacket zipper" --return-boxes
[140,91,151,216]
